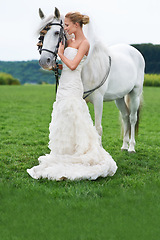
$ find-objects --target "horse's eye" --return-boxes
[54,31,59,36]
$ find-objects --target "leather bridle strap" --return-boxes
[41,48,57,57]
[40,22,66,58]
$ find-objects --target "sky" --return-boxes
[0,0,160,61]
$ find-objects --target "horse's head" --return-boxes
[37,7,66,70]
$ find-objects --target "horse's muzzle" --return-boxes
[39,56,55,70]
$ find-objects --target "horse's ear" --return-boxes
[39,8,45,19]
[54,7,60,19]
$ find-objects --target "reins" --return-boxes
[37,21,111,97]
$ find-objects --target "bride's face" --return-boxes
[64,17,77,35]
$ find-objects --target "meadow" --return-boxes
[0,85,160,240]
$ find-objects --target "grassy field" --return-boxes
[0,85,160,240]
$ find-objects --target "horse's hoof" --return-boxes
[121,148,128,152]
[128,150,136,154]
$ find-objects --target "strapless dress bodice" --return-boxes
[62,47,87,71]
[56,47,87,100]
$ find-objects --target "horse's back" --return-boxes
[109,44,145,69]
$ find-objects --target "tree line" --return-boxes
[0,43,160,85]
[131,43,160,73]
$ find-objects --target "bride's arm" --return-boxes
[58,41,89,71]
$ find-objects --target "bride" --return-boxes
[27,11,117,181]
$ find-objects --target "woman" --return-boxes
[27,12,117,180]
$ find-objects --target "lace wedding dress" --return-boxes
[27,47,117,180]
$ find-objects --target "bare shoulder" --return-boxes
[80,39,90,49]
[79,39,90,55]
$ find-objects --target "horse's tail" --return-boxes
[124,95,131,136]
[125,94,143,136]
[135,94,143,136]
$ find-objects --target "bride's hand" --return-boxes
[58,42,64,57]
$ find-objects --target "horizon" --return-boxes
[0,42,159,62]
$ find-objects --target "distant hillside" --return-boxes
[0,60,56,84]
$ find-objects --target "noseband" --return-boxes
[37,20,67,61]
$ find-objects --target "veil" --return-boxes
[83,16,102,60]
[81,15,110,89]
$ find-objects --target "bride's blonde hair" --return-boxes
[65,12,89,27]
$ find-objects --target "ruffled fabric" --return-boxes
[27,97,117,180]
[27,47,117,181]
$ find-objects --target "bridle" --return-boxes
[37,20,67,92]
[37,20,66,58]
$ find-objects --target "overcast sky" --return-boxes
[0,0,160,61]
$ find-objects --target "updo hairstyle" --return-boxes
[65,12,89,27]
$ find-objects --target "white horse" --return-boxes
[37,7,145,153]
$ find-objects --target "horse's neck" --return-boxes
[82,42,110,86]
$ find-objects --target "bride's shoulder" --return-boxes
[79,39,90,50]
[82,39,90,46]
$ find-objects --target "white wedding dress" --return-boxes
[27,47,117,180]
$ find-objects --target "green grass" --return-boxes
[144,74,160,86]
[0,85,160,240]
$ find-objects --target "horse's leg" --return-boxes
[93,94,103,138]
[128,90,140,153]
[115,98,130,150]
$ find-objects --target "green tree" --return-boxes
[0,72,20,85]
[132,43,160,73]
